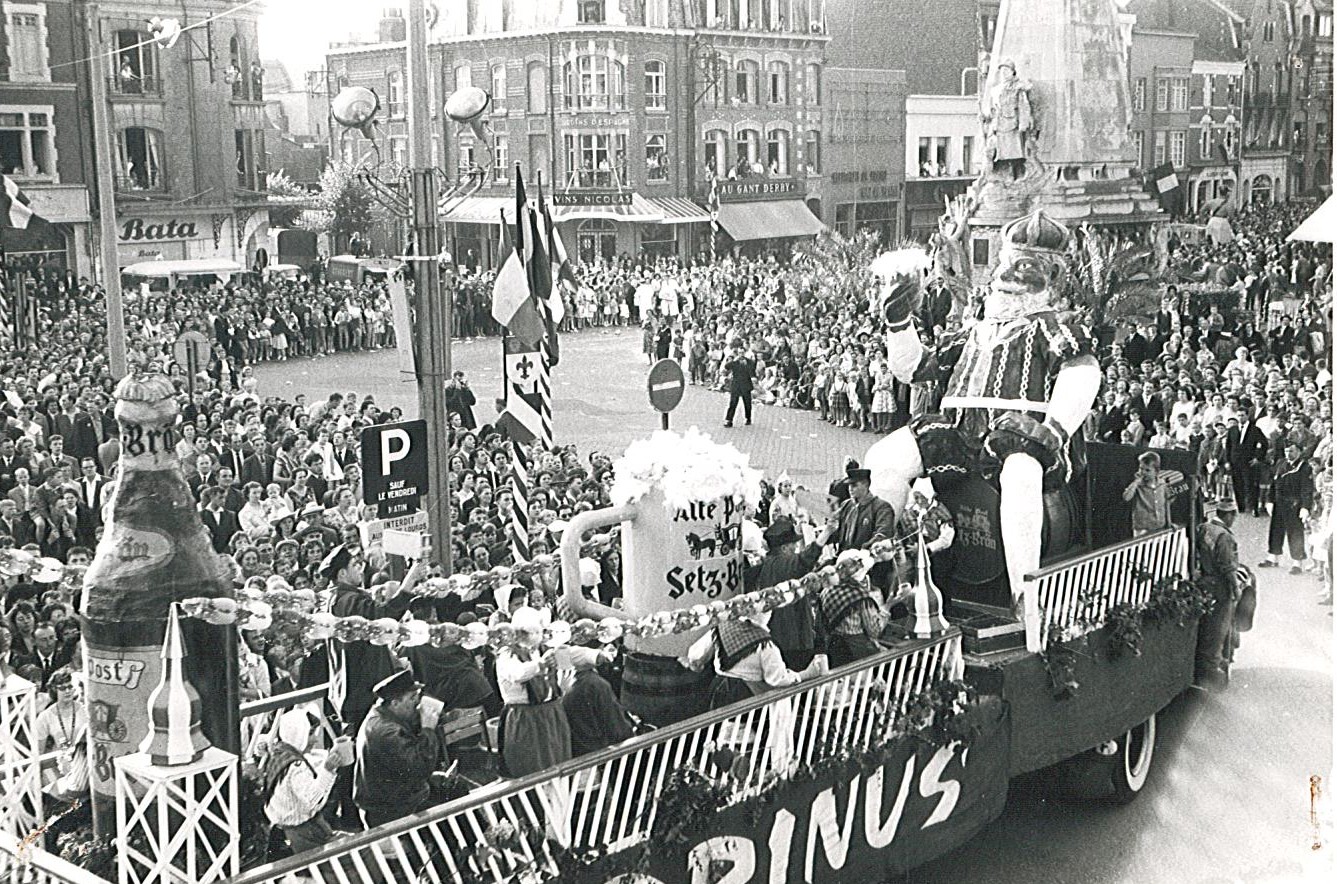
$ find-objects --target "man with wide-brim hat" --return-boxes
[354,669,441,829]
[743,516,835,670]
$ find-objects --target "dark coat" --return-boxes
[353,702,439,820]
[836,494,897,551]
[726,354,756,394]
[562,669,634,758]
[199,507,241,554]
[745,542,824,654]
[444,384,477,430]
[328,584,413,722]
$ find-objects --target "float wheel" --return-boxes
[1109,713,1156,804]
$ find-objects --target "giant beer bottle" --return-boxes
[79,374,238,832]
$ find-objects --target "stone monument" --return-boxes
[968,0,1163,270]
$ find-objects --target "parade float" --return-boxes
[0,1,1227,882]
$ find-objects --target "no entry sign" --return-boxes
[648,358,686,412]
[360,419,429,516]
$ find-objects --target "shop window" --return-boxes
[766,128,789,175]
[576,217,616,264]
[527,62,547,114]
[112,29,158,94]
[640,222,675,261]
[491,64,507,111]
[117,126,163,190]
[646,134,668,182]
[0,106,54,180]
[645,61,666,110]
[4,4,49,82]
[564,132,627,187]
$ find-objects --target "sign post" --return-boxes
[172,331,210,397]
[647,358,686,431]
[360,419,430,518]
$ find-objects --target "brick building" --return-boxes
[0,0,95,277]
[101,0,271,272]
[1128,25,1197,211]
[1292,0,1332,196]
[327,1,831,266]
[825,67,905,246]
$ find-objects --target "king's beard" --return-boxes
[982,287,1053,321]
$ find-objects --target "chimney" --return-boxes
[379,7,406,42]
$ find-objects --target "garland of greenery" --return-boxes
[1041,571,1214,700]
[460,679,980,884]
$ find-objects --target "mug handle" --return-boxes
[561,503,639,622]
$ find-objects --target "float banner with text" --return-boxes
[578,698,1009,884]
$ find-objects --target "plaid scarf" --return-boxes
[713,620,773,672]
[820,578,878,629]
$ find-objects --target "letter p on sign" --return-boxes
[380,429,410,476]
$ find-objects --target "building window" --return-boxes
[492,134,509,182]
[1262,21,1275,42]
[387,70,404,117]
[1201,74,1213,108]
[235,129,265,190]
[491,64,507,111]
[112,30,158,94]
[646,133,668,182]
[733,128,761,174]
[0,107,53,180]
[4,4,49,82]
[1169,130,1186,167]
[526,62,547,114]
[804,62,821,105]
[1155,77,1170,112]
[768,61,789,104]
[564,54,625,110]
[1153,130,1167,166]
[576,217,616,264]
[577,0,605,24]
[804,128,821,174]
[733,59,759,104]
[962,135,975,174]
[1273,61,1284,95]
[1320,14,1333,38]
[644,61,666,110]
[766,128,789,174]
[454,64,471,92]
[1130,129,1143,166]
[1225,76,1238,106]
[389,134,407,169]
[1170,77,1189,111]
[645,0,668,27]
[117,126,163,190]
[704,128,727,176]
[1133,77,1146,112]
[1199,124,1212,159]
[564,132,627,187]
[1293,121,1306,150]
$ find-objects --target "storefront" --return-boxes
[5,184,93,279]
[710,177,824,256]
[1188,167,1238,213]
[1239,154,1289,207]
[114,206,271,272]
[902,176,972,243]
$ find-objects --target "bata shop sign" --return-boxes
[577,703,1010,884]
[118,218,202,243]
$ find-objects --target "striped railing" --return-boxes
[239,682,338,760]
[1022,527,1190,652]
[236,631,964,884]
[0,832,111,884]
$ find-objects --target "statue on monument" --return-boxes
[982,60,1036,180]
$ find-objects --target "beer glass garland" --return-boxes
[178,538,900,651]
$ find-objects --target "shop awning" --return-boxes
[121,259,244,277]
[646,197,710,224]
[716,200,824,241]
[1288,195,1336,243]
[550,193,663,223]
[440,195,514,226]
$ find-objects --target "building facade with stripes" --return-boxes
[326,1,831,269]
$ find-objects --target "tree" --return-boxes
[304,162,376,253]
[265,169,306,228]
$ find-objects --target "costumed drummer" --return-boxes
[353,669,442,829]
[682,607,828,708]
[1195,497,1240,692]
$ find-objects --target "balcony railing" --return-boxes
[561,93,628,112]
[108,73,163,97]
[115,173,165,193]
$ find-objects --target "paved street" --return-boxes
[256,329,1333,883]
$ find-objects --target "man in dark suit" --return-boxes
[0,498,36,547]
[0,437,27,494]
[1227,398,1270,516]
[835,466,897,553]
[723,340,756,428]
[15,623,67,691]
[215,436,245,477]
[215,466,245,512]
[199,486,242,554]
[241,446,277,488]
[76,458,109,528]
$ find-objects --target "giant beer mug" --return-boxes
[562,430,759,724]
